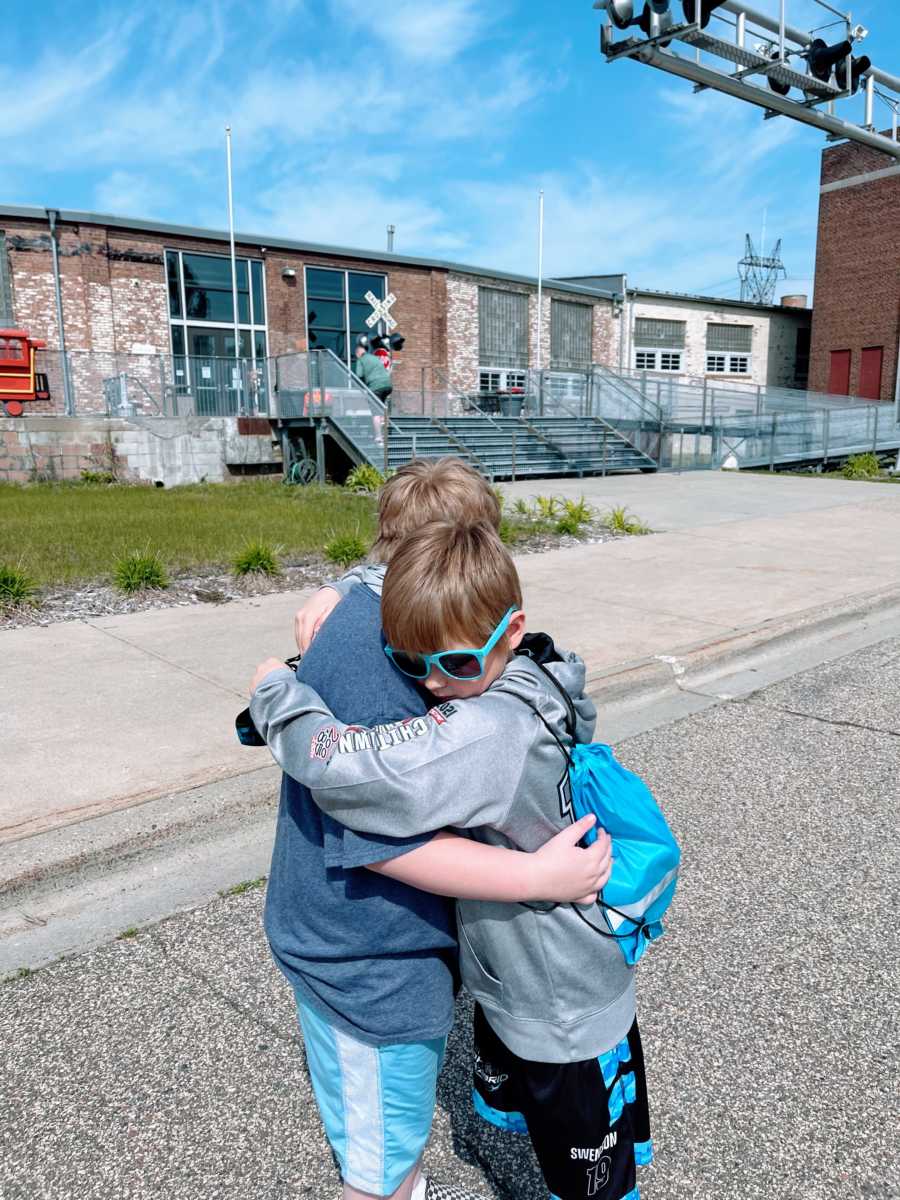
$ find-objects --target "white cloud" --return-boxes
[93,171,174,219]
[330,0,489,64]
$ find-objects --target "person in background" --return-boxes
[354,336,393,445]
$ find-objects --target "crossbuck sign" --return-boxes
[365,290,397,331]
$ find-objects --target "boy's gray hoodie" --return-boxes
[251,580,634,1063]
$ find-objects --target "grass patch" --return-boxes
[0,480,378,586]
[220,876,267,897]
[0,562,38,609]
[232,540,282,577]
[344,464,386,493]
[113,549,169,593]
[324,530,369,568]
[603,506,651,536]
[117,926,139,940]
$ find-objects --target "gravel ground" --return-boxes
[2,639,896,1199]
[0,521,625,631]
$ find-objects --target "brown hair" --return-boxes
[372,458,501,563]
[382,520,522,653]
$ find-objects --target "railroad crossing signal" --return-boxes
[365,291,397,331]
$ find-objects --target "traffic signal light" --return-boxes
[388,333,405,353]
[602,0,635,29]
[807,38,852,83]
[682,0,725,29]
[835,52,871,95]
[369,333,405,353]
[761,46,791,96]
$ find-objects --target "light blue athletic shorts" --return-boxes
[296,997,447,1195]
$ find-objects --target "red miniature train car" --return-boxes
[0,330,51,416]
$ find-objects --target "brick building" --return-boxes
[0,205,812,421]
[808,136,900,402]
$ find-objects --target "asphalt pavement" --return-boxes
[2,636,898,1200]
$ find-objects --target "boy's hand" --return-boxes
[531,816,613,906]
[250,657,292,695]
[294,587,342,653]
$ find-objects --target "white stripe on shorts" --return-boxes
[334,1026,385,1191]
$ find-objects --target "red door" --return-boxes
[859,347,883,400]
[828,349,851,396]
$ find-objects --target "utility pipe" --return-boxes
[46,209,74,416]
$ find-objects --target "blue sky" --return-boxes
[4,0,898,300]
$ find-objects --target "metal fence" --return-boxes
[32,350,273,418]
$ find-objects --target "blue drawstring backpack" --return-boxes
[518,636,681,966]
[569,741,681,965]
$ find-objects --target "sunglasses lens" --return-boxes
[391,650,429,678]
[438,653,482,679]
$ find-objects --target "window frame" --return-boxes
[550,298,593,370]
[478,287,529,371]
[304,266,388,368]
[166,248,269,367]
[634,348,682,373]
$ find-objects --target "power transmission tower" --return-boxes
[738,234,786,305]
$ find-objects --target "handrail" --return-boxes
[590,365,662,423]
[591,415,658,466]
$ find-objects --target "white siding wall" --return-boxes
[629,295,809,388]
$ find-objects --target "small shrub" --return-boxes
[113,550,168,593]
[534,494,562,519]
[324,531,368,568]
[80,469,116,485]
[492,485,506,513]
[603,506,650,536]
[498,517,520,545]
[555,513,583,536]
[0,563,38,609]
[232,540,282,577]
[117,927,139,940]
[563,496,594,524]
[512,497,530,517]
[842,452,880,480]
[344,464,385,493]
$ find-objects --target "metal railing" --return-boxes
[31,349,273,418]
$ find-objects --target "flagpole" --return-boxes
[536,190,544,374]
[225,126,240,368]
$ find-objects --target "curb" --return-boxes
[583,582,900,711]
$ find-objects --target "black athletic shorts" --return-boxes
[472,1004,652,1200]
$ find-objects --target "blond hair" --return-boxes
[382,520,522,653]
[372,458,501,563]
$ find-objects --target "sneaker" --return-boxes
[424,1180,487,1200]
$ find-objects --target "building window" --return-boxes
[478,369,526,393]
[550,299,592,369]
[634,348,682,372]
[305,267,387,367]
[479,288,529,370]
[634,317,685,350]
[166,249,268,362]
[706,352,750,375]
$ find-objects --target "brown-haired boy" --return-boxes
[258,462,611,1200]
[293,456,501,652]
[251,521,652,1200]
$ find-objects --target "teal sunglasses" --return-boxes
[384,606,518,681]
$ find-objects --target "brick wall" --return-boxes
[446,270,617,393]
[808,138,900,401]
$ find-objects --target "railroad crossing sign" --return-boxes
[365,290,397,331]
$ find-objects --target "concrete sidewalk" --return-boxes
[3,473,900,846]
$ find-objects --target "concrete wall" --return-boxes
[809,138,900,401]
[628,294,809,388]
[0,416,280,487]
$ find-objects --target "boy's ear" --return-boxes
[506,609,527,651]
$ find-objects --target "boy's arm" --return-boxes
[366,824,612,905]
[249,665,527,837]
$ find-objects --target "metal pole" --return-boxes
[225,127,241,368]
[602,426,608,477]
[677,427,684,474]
[383,403,390,476]
[536,190,544,374]
[387,224,395,252]
[315,423,326,485]
[778,0,785,61]
[736,10,745,48]
[865,74,875,129]
[511,430,517,481]
[770,413,778,472]
[701,379,708,432]
[46,210,74,416]
[872,405,879,453]
[823,408,830,464]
